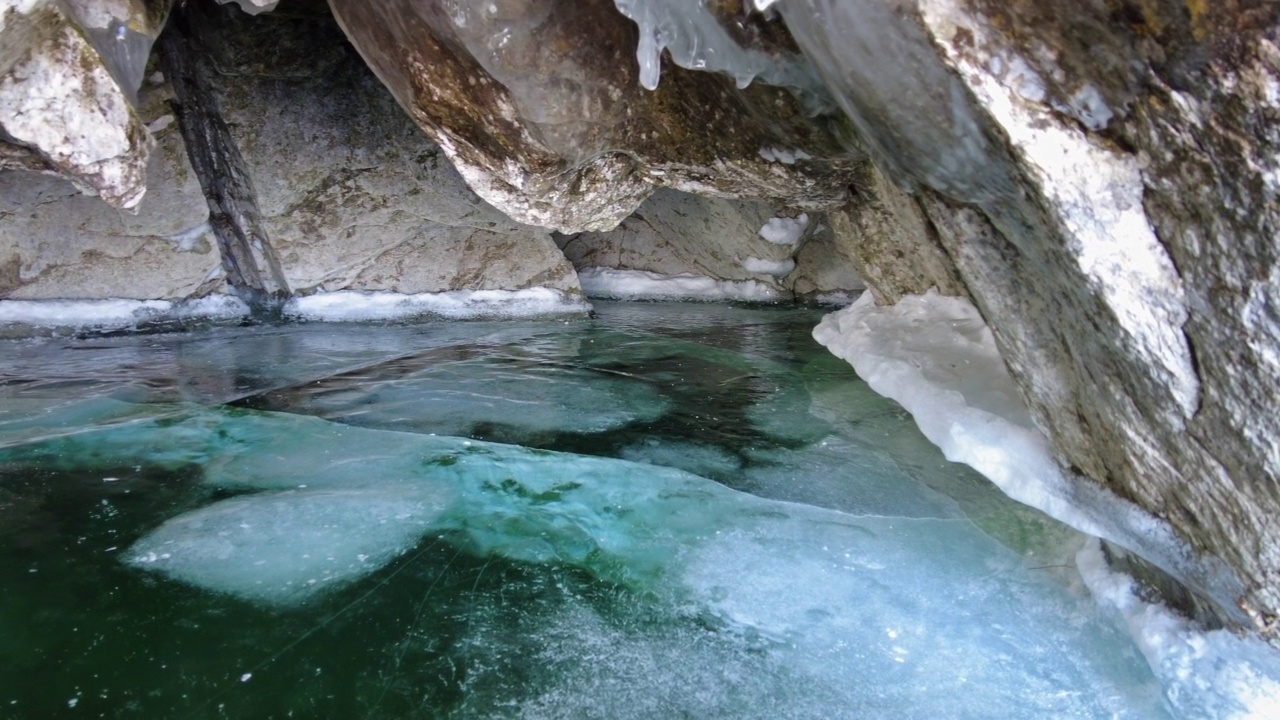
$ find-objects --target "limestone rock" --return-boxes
[778,0,1280,637]
[0,69,221,300]
[824,165,965,304]
[556,188,812,291]
[163,0,579,298]
[788,221,866,302]
[0,0,165,208]
[328,0,862,233]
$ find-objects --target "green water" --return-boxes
[0,302,1166,718]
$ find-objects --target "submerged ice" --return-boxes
[7,406,1165,717]
[1,302,1273,717]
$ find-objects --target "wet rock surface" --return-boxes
[328,0,861,233]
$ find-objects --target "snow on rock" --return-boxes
[577,267,782,302]
[812,291,1243,615]
[757,213,809,245]
[282,288,590,322]
[741,257,796,277]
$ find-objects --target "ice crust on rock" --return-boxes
[813,292,1256,673]
[612,0,824,93]
[578,267,782,302]
[0,296,249,331]
[281,288,590,322]
[757,213,809,245]
[1077,540,1280,719]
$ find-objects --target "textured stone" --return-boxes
[0,0,163,208]
[824,164,965,305]
[166,0,578,297]
[783,0,1280,638]
[556,188,808,290]
[328,0,862,233]
[0,69,221,300]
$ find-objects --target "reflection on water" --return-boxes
[0,302,1166,718]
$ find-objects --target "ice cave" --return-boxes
[2,0,1279,718]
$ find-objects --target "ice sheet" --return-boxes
[129,487,448,605]
[578,267,782,301]
[5,406,1166,716]
[282,288,590,322]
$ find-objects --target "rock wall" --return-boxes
[0,61,222,300]
[0,0,582,311]
[780,0,1280,636]
[162,0,577,299]
[556,187,864,299]
[327,0,862,233]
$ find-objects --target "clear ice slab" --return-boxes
[1,406,1168,716]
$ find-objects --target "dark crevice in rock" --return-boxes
[1102,540,1230,632]
[157,3,290,316]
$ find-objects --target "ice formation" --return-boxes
[0,295,249,331]
[249,347,671,443]
[281,288,590,322]
[757,213,809,245]
[1077,540,1280,719]
[5,406,1165,715]
[129,487,447,605]
[2,303,1274,716]
[813,291,1275,707]
[612,0,824,93]
[578,267,782,301]
[772,0,1014,203]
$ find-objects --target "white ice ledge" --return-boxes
[578,267,782,302]
[282,287,590,322]
[813,291,1243,615]
[815,290,1280,715]
[0,296,250,331]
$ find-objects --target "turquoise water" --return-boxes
[0,302,1166,718]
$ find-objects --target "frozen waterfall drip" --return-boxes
[612,0,827,98]
[759,0,1018,204]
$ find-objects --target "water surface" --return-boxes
[0,302,1165,718]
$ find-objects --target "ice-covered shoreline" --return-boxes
[814,290,1280,717]
[0,288,590,333]
[0,295,251,333]
[578,267,782,302]
[281,287,590,322]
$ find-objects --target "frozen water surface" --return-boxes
[0,301,1250,717]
